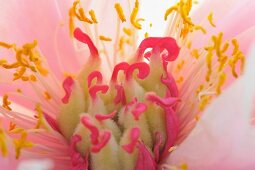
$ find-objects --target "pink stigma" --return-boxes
[111,62,130,83]
[95,110,117,121]
[146,92,179,107]
[131,103,147,120]
[89,85,109,100]
[62,76,74,104]
[74,27,99,57]
[91,131,111,153]
[114,84,126,105]
[122,127,140,153]
[126,62,150,81]
[87,71,103,88]
[81,116,99,145]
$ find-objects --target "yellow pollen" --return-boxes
[2,95,12,111]
[9,122,16,131]
[115,3,126,22]
[144,32,149,38]
[205,49,213,82]
[216,72,226,95]
[164,6,178,21]
[207,12,216,27]
[232,39,239,55]
[194,25,207,34]
[35,104,46,129]
[44,91,52,100]
[190,49,200,59]
[199,95,212,111]
[13,131,33,159]
[89,10,98,23]
[0,129,8,157]
[130,0,144,29]
[29,75,37,82]
[176,76,184,83]
[16,89,22,93]
[99,35,112,42]
[123,27,132,36]
[194,115,200,121]
[0,41,13,49]
[0,40,48,81]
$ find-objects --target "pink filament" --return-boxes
[61,76,74,104]
[122,127,140,153]
[43,112,60,132]
[87,71,103,88]
[74,27,99,57]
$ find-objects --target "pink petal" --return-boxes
[166,47,255,169]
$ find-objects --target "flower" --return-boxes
[0,0,255,170]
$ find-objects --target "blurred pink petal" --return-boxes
[166,47,255,170]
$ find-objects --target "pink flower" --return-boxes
[0,0,255,170]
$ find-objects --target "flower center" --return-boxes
[56,28,180,169]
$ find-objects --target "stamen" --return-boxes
[115,3,126,22]
[126,62,150,81]
[130,0,144,29]
[123,27,132,36]
[44,91,52,100]
[216,72,226,95]
[0,41,13,49]
[207,12,216,27]
[13,131,33,159]
[122,127,140,153]
[89,10,98,23]
[2,95,12,111]
[87,71,103,88]
[99,35,112,42]
[73,28,99,57]
[0,129,8,157]
[61,76,74,104]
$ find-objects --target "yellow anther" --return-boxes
[144,32,149,38]
[191,49,200,59]
[207,12,216,27]
[205,50,213,82]
[16,89,22,93]
[180,0,194,26]
[217,55,228,72]
[194,115,200,121]
[123,27,132,36]
[187,40,192,49]
[99,35,112,42]
[177,60,185,70]
[199,95,212,111]
[71,0,93,25]
[231,39,239,55]
[216,72,226,95]
[194,25,207,34]
[2,95,12,111]
[44,91,51,100]
[13,131,33,159]
[9,122,16,131]
[13,67,26,81]
[149,23,153,27]
[180,163,188,170]
[34,60,48,76]
[69,7,75,37]
[0,129,8,157]
[0,42,13,49]
[0,59,7,65]
[115,3,126,22]
[196,85,204,94]
[221,42,229,53]
[164,6,178,21]
[89,10,98,23]
[130,0,144,29]
[35,104,45,129]
[176,76,184,83]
